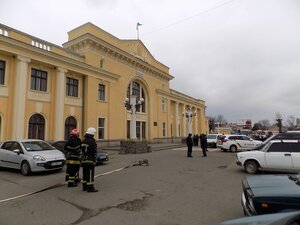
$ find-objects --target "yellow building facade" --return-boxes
[0,22,207,142]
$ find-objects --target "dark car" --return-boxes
[51,141,109,165]
[216,211,300,225]
[96,151,109,165]
[242,174,300,216]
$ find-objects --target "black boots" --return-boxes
[87,186,98,192]
[68,182,78,188]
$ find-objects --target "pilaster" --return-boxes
[54,67,67,140]
[12,56,30,139]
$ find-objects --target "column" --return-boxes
[175,102,179,137]
[54,67,67,140]
[195,108,199,134]
[130,95,137,139]
[183,104,187,136]
[12,56,31,139]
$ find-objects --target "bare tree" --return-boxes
[258,119,271,130]
[286,115,296,131]
[216,114,227,125]
[208,117,216,133]
[275,112,283,133]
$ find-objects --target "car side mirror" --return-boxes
[13,149,20,155]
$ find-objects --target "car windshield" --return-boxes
[22,141,56,151]
[207,135,217,139]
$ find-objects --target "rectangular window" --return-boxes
[0,60,5,85]
[162,97,166,112]
[136,121,141,139]
[127,120,130,139]
[142,122,146,139]
[163,122,166,137]
[31,68,47,92]
[98,84,105,101]
[98,118,105,139]
[66,77,78,97]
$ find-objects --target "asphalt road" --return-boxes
[0,147,248,225]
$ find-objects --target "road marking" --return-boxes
[0,160,148,203]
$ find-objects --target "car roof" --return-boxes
[270,139,300,143]
[2,139,46,143]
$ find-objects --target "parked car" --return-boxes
[219,135,262,152]
[241,174,300,216]
[236,139,300,174]
[216,211,300,225]
[51,140,109,165]
[96,151,109,165]
[207,134,223,148]
[252,131,300,151]
[0,139,66,175]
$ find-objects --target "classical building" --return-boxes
[0,22,207,143]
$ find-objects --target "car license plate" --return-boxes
[51,161,62,166]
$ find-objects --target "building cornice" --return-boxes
[156,89,206,108]
[0,35,120,82]
[63,33,174,82]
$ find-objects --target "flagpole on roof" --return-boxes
[136,22,142,40]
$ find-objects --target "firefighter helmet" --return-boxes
[70,128,80,136]
[85,127,96,136]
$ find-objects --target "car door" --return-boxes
[232,136,244,150]
[264,142,293,169]
[0,142,15,167]
[240,135,256,150]
[6,141,23,169]
[290,142,300,170]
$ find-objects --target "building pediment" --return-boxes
[124,41,153,63]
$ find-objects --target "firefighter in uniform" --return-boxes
[81,127,98,192]
[64,128,82,187]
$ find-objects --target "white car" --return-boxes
[219,135,262,152]
[236,139,300,174]
[207,134,222,148]
[0,139,66,175]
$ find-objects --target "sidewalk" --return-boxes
[101,142,186,152]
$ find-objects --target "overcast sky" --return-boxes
[1,0,300,124]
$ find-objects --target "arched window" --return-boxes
[28,114,45,140]
[127,81,146,113]
[65,116,77,140]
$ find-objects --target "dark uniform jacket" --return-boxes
[64,135,82,163]
[81,134,97,164]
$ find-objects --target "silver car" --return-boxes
[0,139,66,175]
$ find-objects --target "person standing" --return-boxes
[81,127,98,192]
[65,128,82,187]
[186,133,193,157]
[200,134,208,157]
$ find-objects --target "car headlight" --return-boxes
[33,155,46,161]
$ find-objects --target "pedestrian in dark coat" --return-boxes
[186,133,193,157]
[200,134,208,157]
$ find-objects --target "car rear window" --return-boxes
[207,135,217,139]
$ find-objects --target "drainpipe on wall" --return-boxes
[81,76,85,136]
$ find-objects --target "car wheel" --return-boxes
[21,161,31,176]
[229,145,237,152]
[244,160,259,174]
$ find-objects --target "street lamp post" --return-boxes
[183,107,197,135]
[124,95,144,139]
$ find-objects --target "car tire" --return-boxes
[229,145,237,152]
[244,160,259,174]
[21,161,31,176]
